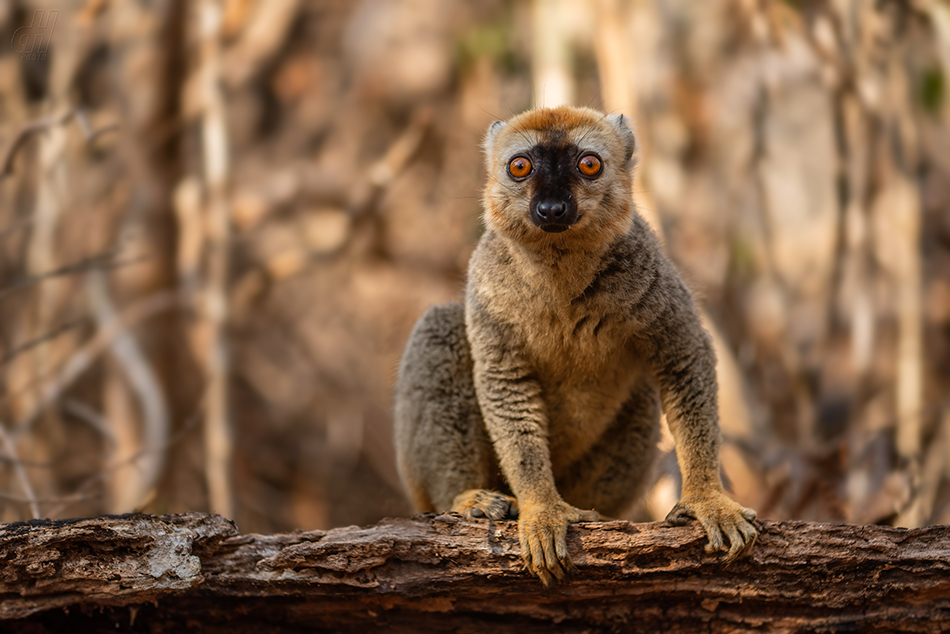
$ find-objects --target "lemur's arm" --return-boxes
[466,295,598,586]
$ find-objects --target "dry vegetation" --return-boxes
[0,0,948,537]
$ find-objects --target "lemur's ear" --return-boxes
[612,114,636,163]
[484,120,506,146]
[482,120,507,165]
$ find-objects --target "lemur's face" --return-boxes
[482,107,637,248]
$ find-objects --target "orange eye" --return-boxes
[577,153,602,178]
[507,156,533,180]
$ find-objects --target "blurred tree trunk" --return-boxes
[102,0,186,512]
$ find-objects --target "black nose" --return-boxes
[536,200,566,220]
[530,196,577,232]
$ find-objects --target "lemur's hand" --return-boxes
[666,491,757,562]
[518,499,600,587]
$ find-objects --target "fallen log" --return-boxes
[0,512,948,633]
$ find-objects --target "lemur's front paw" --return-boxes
[518,500,600,587]
[452,489,519,520]
[666,492,757,563]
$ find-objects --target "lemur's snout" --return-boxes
[531,197,576,232]
[537,200,567,219]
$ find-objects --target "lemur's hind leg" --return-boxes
[452,488,518,520]
[394,303,511,517]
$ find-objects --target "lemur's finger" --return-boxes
[702,520,725,554]
[664,504,694,527]
[722,524,745,562]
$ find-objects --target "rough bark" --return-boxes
[0,512,948,633]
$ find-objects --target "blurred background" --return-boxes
[0,0,948,534]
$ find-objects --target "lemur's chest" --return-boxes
[520,300,625,377]
[476,238,648,457]
[516,297,645,460]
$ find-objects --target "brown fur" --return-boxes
[394,106,756,587]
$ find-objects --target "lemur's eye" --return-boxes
[507,155,533,180]
[577,153,603,178]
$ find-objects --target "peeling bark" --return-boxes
[0,513,235,620]
[1,513,949,633]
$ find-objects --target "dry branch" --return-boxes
[0,107,117,184]
[10,290,180,431]
[0,425,38,519]
[1,513,948,633]
[198,0,235,520]
[531,0,574,107]
[86,270,170,514]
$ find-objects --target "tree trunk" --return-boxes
[1,513,948,633]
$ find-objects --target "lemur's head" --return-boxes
[482,106,637,248]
